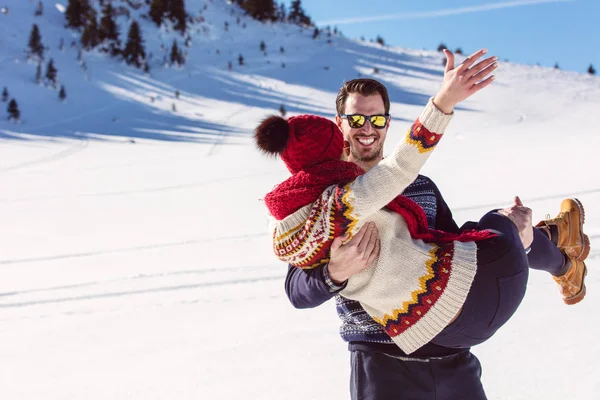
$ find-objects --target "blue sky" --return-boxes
[296,0,597,73]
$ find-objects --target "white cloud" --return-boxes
[317,0,575,26]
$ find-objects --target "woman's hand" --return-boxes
[433,48,498,114]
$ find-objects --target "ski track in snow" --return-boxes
[0,264,281,299]
[453,188,600,212]
[0,233,268,266]
[0,275,283,310]
[0,136,88,173]
[0,169,277,203]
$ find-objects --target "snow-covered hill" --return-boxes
[1,1,599,399]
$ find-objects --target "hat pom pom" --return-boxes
[255,115,290,155]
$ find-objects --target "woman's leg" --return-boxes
[432,211,556,348]
[528,227,569,276]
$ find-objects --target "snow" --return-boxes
[1,1,599,399]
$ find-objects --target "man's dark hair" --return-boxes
[335,78,390,115]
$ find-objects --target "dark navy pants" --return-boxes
[351,350,486,400]
[351,211,566,399]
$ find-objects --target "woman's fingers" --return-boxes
[468,62,498,85]
[465,56,498,80]
[457,48,488,73]
[470,75,495,93]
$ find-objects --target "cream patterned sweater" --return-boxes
[271,99,478,354]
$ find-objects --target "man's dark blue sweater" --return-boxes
[284,175,469,358]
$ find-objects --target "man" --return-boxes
[284,49,589,399]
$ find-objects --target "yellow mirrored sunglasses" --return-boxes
[339,114,390,129]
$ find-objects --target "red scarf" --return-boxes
[265,160,494,244]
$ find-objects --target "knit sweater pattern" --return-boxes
[271,100,478,354]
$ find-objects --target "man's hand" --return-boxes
[328,222,380,285]
[433,48,498,114]
[497,196,534,249]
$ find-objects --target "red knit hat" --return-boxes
[254,114,344,174]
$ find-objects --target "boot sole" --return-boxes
[572,198,591,262]
[563,265,587,305]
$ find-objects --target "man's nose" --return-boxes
[361,120,374,134]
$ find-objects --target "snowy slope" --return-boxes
[1,1,600,399]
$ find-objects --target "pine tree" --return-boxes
[149,0,166,26]
[277,3,286,21]
[376,35,385,46]
[437,43,448,52]
[34,1,43,16]
[7,99,20,121]
[168,0,188,33]
[59,38,65,51]
[260,41,266,52]
[244,0,277,22]
[99,2,119,42]
[35,62,43,84]
[59,85,67,101]
[238,54,244,66]
[279,104,286,117]
[170,40,184,66]
[28,24,44,60]
[312,27,319,39]
[81,17,100,49]
[1,87,8,103]
[455,48,463,55]
[554,63,560,69]
[280,46,284,54]
[288,0,311,26]
[588,64,596,75]
[45,58,58,88]
[122,21,146,68]
[65,0,94,29]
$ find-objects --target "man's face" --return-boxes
[336,93,390,164]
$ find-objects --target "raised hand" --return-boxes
[433,48,498,114]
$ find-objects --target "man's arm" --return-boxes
[284,264,346,309]
[284,223,380,309]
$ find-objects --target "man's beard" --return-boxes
[350,145,382,163]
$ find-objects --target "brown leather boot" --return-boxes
[553,257,587,305]
[536,198,590,261]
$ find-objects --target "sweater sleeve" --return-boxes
[284,263,346,309]
[337,99,452,231]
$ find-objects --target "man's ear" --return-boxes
[387,115,392,129]
[335,114,343,131]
